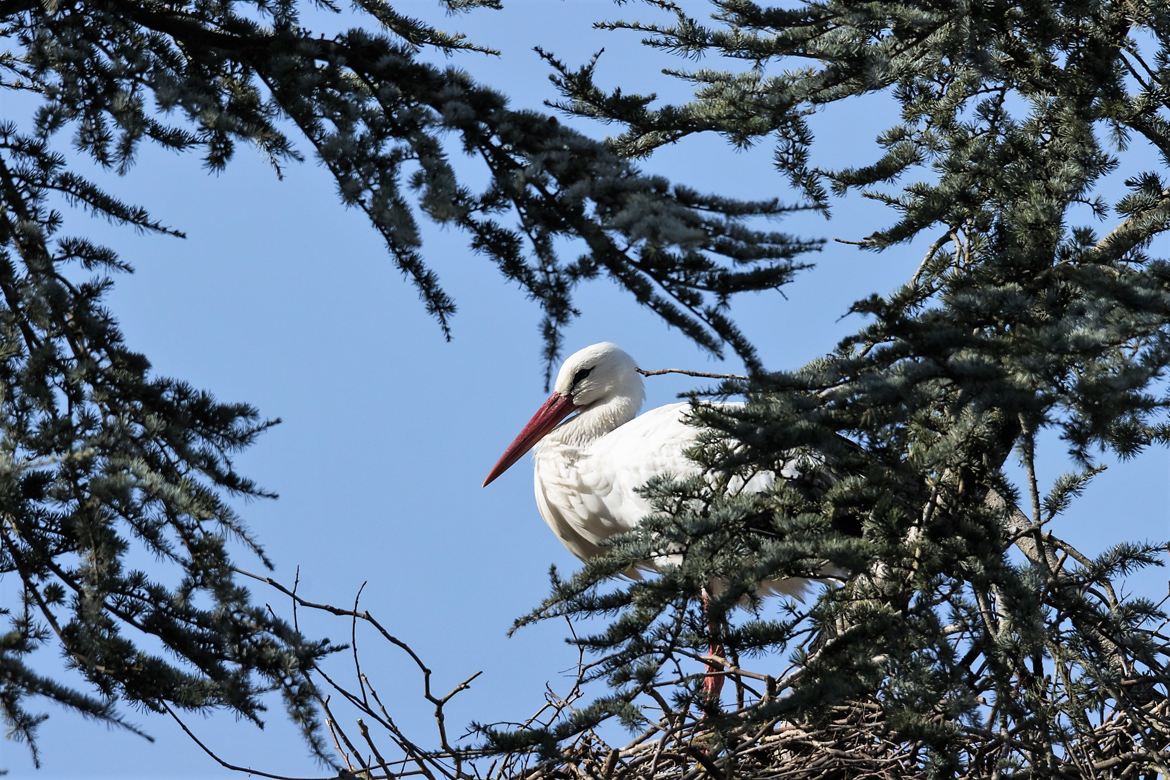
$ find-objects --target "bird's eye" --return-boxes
[571,367,593,387]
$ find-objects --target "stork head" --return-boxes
[482,342,643,487]
[551,341,642,408]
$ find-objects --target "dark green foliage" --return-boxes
[0,0,823,766]
[1,0,818,381]
[0,124,344,762]
[493,1,1170,776]
[3,0,1170,776]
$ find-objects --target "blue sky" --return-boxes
[4,1,1167,776]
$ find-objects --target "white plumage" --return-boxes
[484,342,811,595]
[533,401,694,561]
[483,342,823,700]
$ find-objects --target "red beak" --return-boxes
[483,392,576,487]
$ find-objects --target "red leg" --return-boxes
[700,587,725,705]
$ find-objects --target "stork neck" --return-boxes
[542,390,643,449]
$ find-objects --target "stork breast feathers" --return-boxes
[534,402,747,557]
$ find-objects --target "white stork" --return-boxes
[482,342,818,701]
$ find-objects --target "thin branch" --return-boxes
[162,703,330,780]
[637,367,749,380]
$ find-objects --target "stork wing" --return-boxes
[575,402,708,542]
[532,403,710,558]
[532,400,826,557]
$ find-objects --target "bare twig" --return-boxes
[162,702,331,780]
[637,367,749,381]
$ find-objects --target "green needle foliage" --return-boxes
[484,1,1170,777]
[0,0,817,769]
[3,0,1170,777]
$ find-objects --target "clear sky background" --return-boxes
[3,1,1167,776]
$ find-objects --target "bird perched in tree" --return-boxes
[483,342,824,701]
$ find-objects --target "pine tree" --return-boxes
[477,1,1170,776]
[0,0,813,767]
[233,3,1170,777]
[4,1,1170,777]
